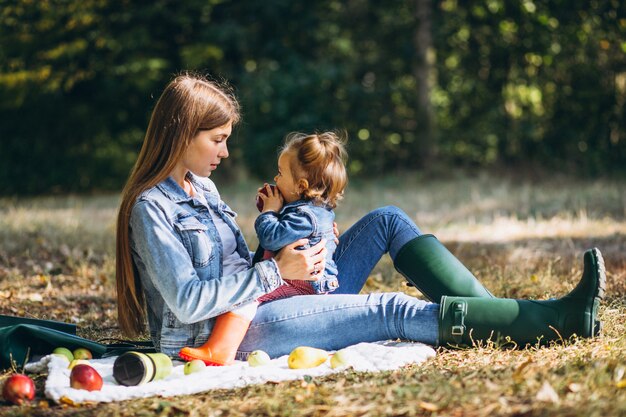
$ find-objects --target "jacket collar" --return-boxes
[280,199,306,209]
[156,174,195,204]
[282,199,329,210]
[156,173,218,206]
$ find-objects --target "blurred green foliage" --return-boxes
[1,0,625,194]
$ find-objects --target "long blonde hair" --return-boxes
[282,131,348,209]
[116,74,240,337]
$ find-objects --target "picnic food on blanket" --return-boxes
[72,348,92,360]
[184,359,207,375]
[68,359,90,370]
[247,350,271,367]
[52,347,74,362]
[2,374,35,405]
[70,364,103,391]
[256,184,278,211]
[113,351,173,386]
[330,349,352,369]
[288,346,329,369]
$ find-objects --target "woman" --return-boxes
[116,73,605,360]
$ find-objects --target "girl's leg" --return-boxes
[236,293,439,359]
[179,302,258,365]
[334,206,421,294]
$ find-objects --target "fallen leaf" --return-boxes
[419,401,440,411]
[27,293,43,302]
[60,396,76,406]
[617,380,626,389]
[536,381,560,404]
[567,383,582,393]
[480,402,500,415]
[484,379,500,391]
[513,357,533,383]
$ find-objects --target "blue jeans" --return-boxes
[237,206,440,358]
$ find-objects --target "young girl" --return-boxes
[179,131,348,365]
[256,131,347,299]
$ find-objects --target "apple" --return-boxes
[72,348,92,360]
[256,184,277,212]
[330,349,352,369]
[70,364,103,391]
[2,374,35,405]
[183,359,206,375]
[52,347,73,362]
[247,350,271,367]
[68,359,90,370]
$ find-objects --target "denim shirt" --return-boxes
[254,200,339,293]
[129,174,284,356]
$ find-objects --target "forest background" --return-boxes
[1,0,625,195]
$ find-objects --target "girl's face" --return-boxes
[179,121,232,178]
[274,151,301,203]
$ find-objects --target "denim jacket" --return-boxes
[254,200,339,293]
[129,174,284,356]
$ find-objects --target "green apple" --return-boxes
[330,349,352,369]
[184,359,206,375]
[247,350,271,367]
[52,347,74,362]
[73,348,93,360]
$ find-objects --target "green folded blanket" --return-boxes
[0,315,154,370]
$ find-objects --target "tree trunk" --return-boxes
[414,0,435,166]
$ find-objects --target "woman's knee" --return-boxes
[369,205,405,217]
[370,206,420,232]
[365,206,421,257]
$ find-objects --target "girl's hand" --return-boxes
[257,183,284,213]
[274,239,327,281]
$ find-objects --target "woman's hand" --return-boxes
[274,239,327,281]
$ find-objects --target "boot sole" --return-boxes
[590,248,606,336]
[178,350,227,366]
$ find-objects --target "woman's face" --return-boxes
[180,121,232,177]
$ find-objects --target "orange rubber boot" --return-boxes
[178,312,251,366]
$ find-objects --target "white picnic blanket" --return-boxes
[25,341,435,404]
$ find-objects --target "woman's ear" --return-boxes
[297,179,309,192]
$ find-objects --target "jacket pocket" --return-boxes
[174,216,214,268]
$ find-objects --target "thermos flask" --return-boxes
[113,351,173,386]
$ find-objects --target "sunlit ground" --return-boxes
[0,174,624,416]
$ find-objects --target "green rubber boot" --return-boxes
[439,248,605,348]
[394,234,494,301]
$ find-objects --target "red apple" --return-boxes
[256,184,277,212]
[70,364,103,391]
[2,374,35,405]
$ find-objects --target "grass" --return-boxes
[0,173,625,416]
